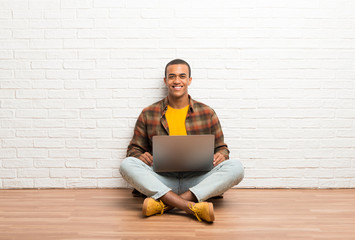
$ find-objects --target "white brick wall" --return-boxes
[1,0,355,189]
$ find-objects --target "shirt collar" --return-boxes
[161,95,194,115]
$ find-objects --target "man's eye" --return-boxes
[180,76,186,79]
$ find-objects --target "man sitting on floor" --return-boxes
[120,59,244,222]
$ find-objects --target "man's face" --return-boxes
[164,64,192,99]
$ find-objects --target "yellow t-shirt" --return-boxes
[165,105,189,136]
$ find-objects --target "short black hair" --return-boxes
[165,59,191,78]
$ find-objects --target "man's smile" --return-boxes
[172,86,183,90]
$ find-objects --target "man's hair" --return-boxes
[165,59,191,78]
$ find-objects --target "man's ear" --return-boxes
[164,77,167,86]
[188,77,192,86]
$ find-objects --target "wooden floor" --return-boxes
[0,189,354,240]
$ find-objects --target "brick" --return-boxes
[18,168,49,178]
[12,9,42,18]
[98,178,127,188]
[17,149,48,158]
[44,9,75,19]
[31,60,62,69]
[319,179,351,188]
[29,0,60,9]
[66,179,97,188]
[16,89,47,98]
[62,20,93,29]
[64,80,96,89]
[3,179,34,189]
[63,60,94,69]
[49,150,79,158]
[0,148,17,158]
[16,109,47,119]
[96,79,129,88]
[97,99,128,108]
[32,80,63,89]
[30,39,62,49]
[67,179,97,188]
[48,90,79,99]
[95,59,128,69]
[80,109,112,119]
[80,89,112,98]
[1,120,31,128]
[34,139,65,148]
[33,120,64,128]
[64,99,95,109]
[65,140,96,149]
[14,50,45,59]
[0,10,12,18]
[97,159,120,168]
[64,120,96,129]
[15,70,45,80]
[45,29,76,39]
[82,169,112,178]
[35,178,65,188]
[65,159,96,168]
[0,30,11,39]
[81,129,112,138]
[34,159,64,168]
[0,21,29,30]
[0,50,12,59]
[61,0,92,8]
[1,81,32,88]
[3,139,33,148]
[46,50,77,59]
[48,129,79,138]
[97,119,128,128]
[0,169,16,178]
[77,9,108,18]
[77,29,107,39]
[2,159,33,168]
[48,109,79,119]
[93,0,124,8]
[0,110,14,118]
[50,168,81,178]
[16,130,47,138]
[0,89,15,98]
[80,150,111,159]
[78,50,109,59]
[79,70,111,79]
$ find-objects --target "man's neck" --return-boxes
[167,95,189,109]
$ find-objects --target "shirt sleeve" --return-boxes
[211,110,230,159]
[126,111,150,158]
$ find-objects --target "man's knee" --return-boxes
[119,157,140,176]
[224,159,245,185]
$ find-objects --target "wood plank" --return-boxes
[0,189,354,240]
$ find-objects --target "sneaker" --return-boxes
[142,198,168,216]
[189,202,215,222]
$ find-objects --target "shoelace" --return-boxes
[158,200,169,215]
[189,203,202,222]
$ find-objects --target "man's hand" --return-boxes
[213,152,226,167]
[138,152,153,166]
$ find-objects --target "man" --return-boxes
[120,59,244,222]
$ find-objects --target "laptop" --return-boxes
[152,135,215,172]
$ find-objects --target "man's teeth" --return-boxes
[173,86,182,88]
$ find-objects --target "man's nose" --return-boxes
[173,77,181,83]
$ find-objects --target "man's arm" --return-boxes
[126,112,153,166]
[211,110,230,166]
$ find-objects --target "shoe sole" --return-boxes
[208,202,215,222]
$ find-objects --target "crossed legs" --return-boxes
[120,157,244,221]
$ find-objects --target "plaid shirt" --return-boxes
[126,95,230,159]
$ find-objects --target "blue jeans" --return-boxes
[119,157,244,202]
